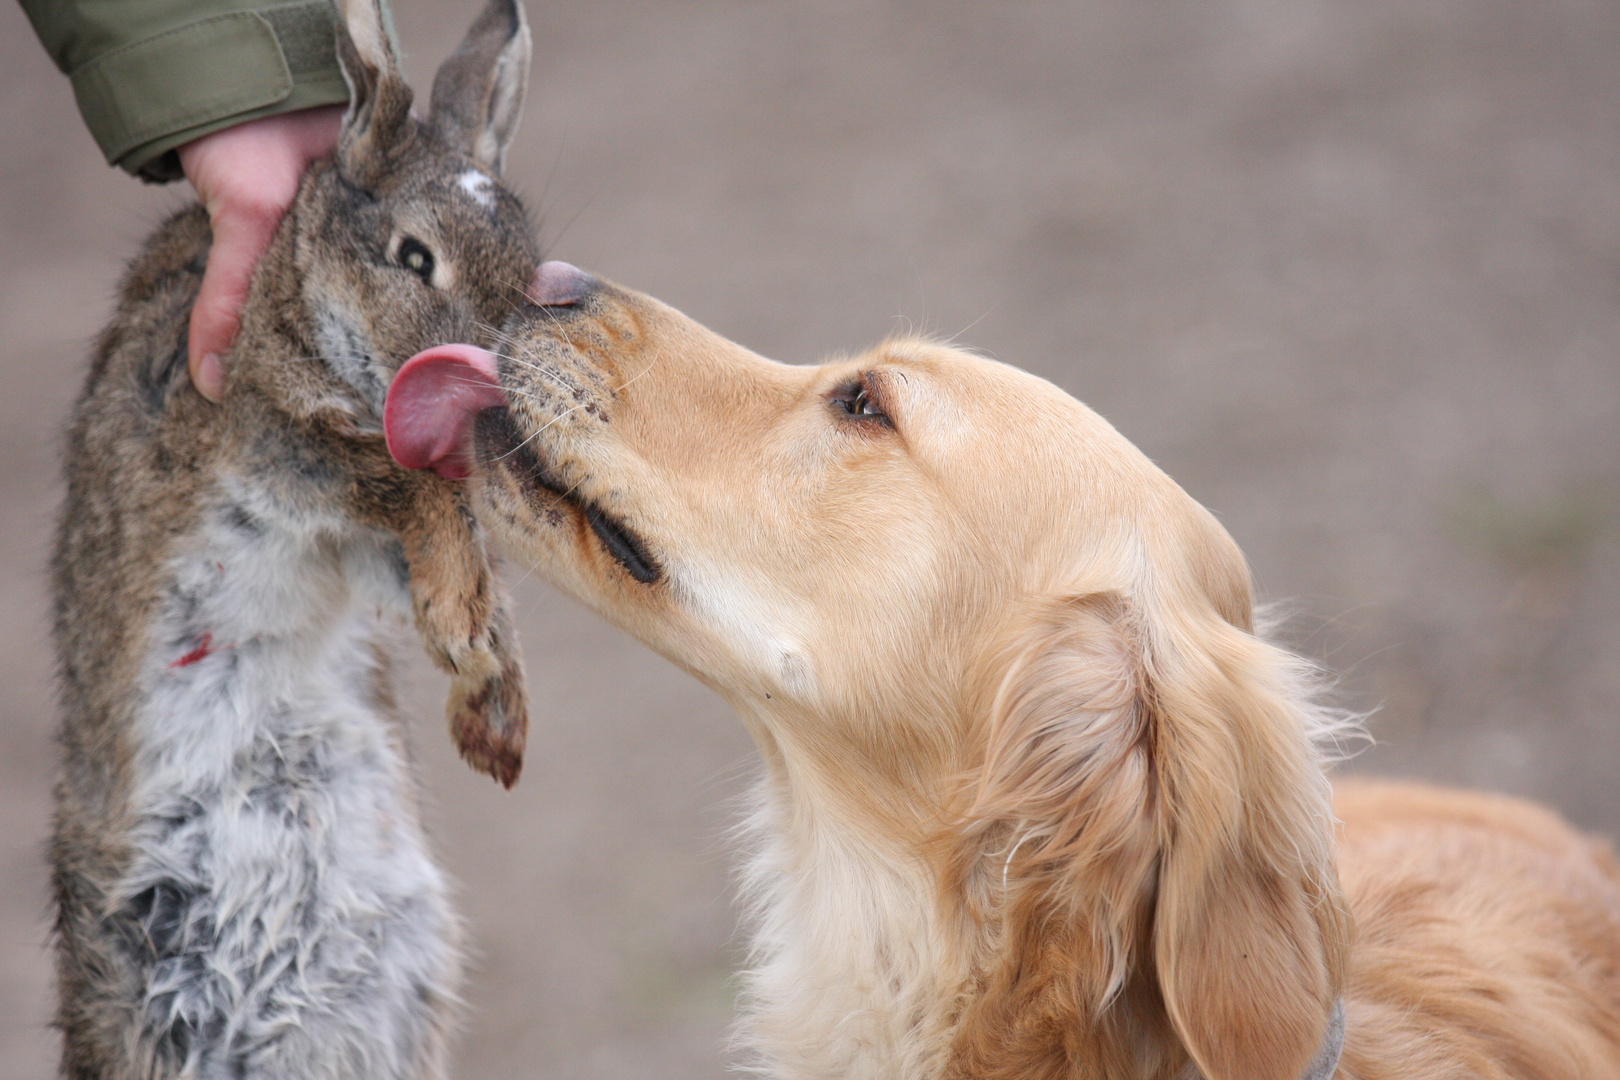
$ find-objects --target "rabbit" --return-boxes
[48,0,541,1075]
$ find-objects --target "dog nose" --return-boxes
[526,260,593,306]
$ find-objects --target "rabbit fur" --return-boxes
[49,0,539,1076]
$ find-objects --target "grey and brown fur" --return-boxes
[50,0,540,1075]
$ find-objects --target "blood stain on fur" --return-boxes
[169,633,214,669]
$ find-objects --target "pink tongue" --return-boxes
[385,344,505,479]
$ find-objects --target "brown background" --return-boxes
[2,0,1617,1076]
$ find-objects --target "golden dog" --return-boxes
[386,263,1620,1080]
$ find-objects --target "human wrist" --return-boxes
[70,1,350,181]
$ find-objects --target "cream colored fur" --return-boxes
[440,270,1620,1079]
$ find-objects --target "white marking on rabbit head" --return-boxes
[458,169,496,210]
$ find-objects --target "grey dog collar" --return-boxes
[1174,998,1345,1080]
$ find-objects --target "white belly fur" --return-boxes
[117,480,458,1079]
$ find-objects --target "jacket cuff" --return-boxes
[68,1,350,180]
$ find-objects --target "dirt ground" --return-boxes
[2,0,1617,1076]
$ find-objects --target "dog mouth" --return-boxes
[473,407,662,585]
[385,330,662,587]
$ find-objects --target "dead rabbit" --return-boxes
[50,0,543,1075]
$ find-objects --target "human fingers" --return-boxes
[179,107,343,401]
[185,195,285,401]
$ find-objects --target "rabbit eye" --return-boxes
[398,238,435,283]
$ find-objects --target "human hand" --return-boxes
[178,105,345,401]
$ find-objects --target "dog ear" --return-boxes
[334,0,415,188]
[958,592,1162,1069]
[960,593,1347,1080]
[1148,607,1348,1080]
[429,0,531,176]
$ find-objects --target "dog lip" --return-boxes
[584,503,661,584]
[474,406,662,586]
[474,406,569,497]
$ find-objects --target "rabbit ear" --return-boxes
[428,0,531,175]
[334,0,415,187]
[394,483,530,788]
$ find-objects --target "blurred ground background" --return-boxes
[3,0,1618,1075]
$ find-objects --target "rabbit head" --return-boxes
[270,0,538,417]
[227,0,541,786]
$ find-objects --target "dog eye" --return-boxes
[831,378,888,421]
[398,237,436,283]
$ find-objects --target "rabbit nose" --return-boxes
[527,261,593,306]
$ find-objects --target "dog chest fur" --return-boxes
[735,784,961,1080]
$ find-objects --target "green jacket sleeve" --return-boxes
[20,0,365,181]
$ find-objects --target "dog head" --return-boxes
[387,264,1352,1078]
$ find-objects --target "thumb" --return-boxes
[187,200,283,402]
